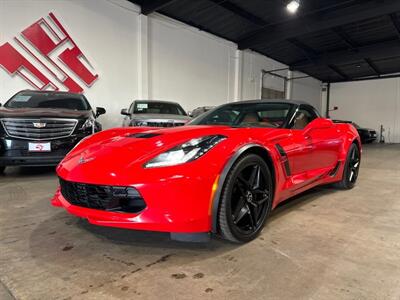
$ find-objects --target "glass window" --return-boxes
[134,101,186,115]
[5,91,90,111]
[128,103,134,114]
[190,102,293,128]
[291,106,318,130]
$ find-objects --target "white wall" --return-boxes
[330,78,400,143]
[240,51,323,112]
[291,71,323,113]
[0,0,140,128]
[148,15,237,111]
[242,50,287,100]
[0,0,323,129]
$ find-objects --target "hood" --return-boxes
[0,107,93,119]
[131,113,191,121]
[58,125,288,185]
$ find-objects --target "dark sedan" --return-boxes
[0,90,106,173]
[333,120,377,144]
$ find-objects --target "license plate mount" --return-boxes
[28,142,51,152]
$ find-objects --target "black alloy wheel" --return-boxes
[335,143,360,189]
[218,154,273,243]
[348,145,360,184]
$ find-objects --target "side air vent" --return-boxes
[275,144,287,157]
[329,161,341,177]
[128,133,161,138]
[275,144,291,176]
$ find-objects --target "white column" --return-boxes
[138,14,149,99]
[321,83,328,117]
[286,70,293,100]
[233,49,243,101]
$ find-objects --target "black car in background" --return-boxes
[333,120,377,144]
[0,90,106,173]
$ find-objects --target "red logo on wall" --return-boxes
[0,13,98,93]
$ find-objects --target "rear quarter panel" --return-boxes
[335,122,362,161]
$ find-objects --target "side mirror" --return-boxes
[304,118,334,135]
[95,107,106,118]
[121,108,130,116]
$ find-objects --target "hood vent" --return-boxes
[128,132,161,138]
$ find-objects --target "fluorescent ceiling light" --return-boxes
[287,0,300,14]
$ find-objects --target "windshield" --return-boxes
[190,102,293,128]
[5,91,90,110]
[134,101,186,115]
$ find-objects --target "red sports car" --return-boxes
[52,100,361,243]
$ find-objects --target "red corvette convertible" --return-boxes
[52,100,361,243]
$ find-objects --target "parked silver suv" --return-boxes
[121,100,191,127]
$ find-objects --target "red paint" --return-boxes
[0,13,98,93]
[52,119,361,234]
[48,13,98,86]
[0,43,54,90]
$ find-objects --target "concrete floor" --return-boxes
[0,144,399,300]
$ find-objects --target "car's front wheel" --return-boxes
[218,154,273,243]
[0,166,5,174]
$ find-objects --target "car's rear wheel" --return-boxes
[0,166,5,174]
[334,143,360,189]
[218,154,273,243]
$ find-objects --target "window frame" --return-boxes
[289,104,320,130]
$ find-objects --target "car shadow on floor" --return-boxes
[25,184,341,283]
[269,185,339,222]
[2,166,56,177]
[29,184,339,254]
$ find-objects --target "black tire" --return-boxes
[0,166,5,175]
[334,143,360,190]
[218,154,273,243]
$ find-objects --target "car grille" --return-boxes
[59,178,146,213]
[1,118,78,140]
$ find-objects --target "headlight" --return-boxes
[144,135,226,168]
[81,118,95,130]
[132,120,148,126]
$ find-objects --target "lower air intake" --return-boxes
[59,178,146,213]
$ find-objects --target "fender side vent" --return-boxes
[329,161,341,177]
[275,144,287,157]
[275,144,291,176]
[128,133,161,138]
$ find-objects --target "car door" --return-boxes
[302,118,342,171]
[291,105,341,171]
[286,105,319,174]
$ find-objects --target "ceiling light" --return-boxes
[286,0,300,14]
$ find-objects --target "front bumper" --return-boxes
[360,135,377,143]
[52,164,220,233]
[0,135,86,167]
